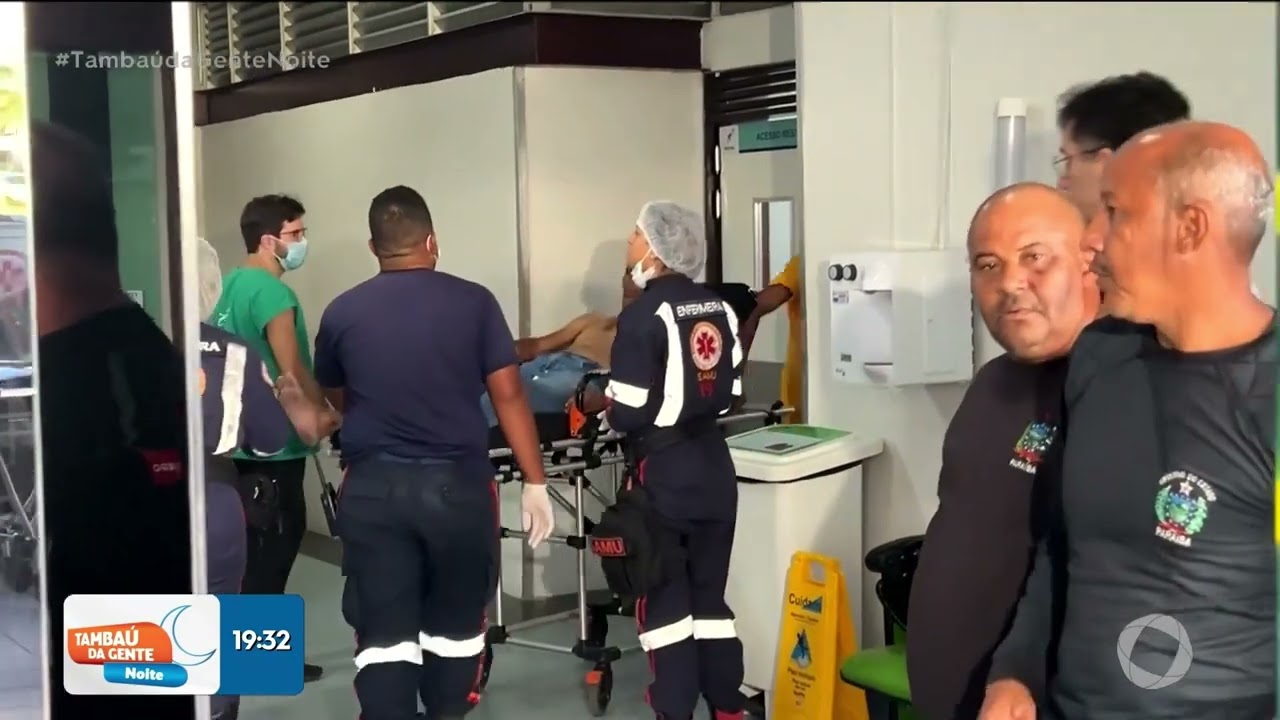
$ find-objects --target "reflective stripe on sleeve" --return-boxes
[606,380,649,408]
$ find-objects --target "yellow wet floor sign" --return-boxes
[770,552,869,720]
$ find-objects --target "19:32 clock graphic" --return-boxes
[64,594,306,697]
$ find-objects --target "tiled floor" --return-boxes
[244,554,661,720]
[0,588,42,719]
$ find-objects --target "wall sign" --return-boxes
[736,118,798,154]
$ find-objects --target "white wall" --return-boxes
[796,1,1277,640]
[703,4,796,70]
[197,68,522,544]
[518,66,703,596]
[196,65,704,601]
[520,66,704,329]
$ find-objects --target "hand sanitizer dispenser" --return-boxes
[827,249,973,386]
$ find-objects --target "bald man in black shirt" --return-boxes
[31,122,195,719]
[982,122,1276,719]
[906,184,1098,719]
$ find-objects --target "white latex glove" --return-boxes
[521,483,555,548]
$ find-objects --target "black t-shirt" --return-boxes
[39,304,193,718]
[1045,317,1275,718]
[907,353,1067,720]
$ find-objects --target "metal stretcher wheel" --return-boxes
[584,661,613,716]
[477,644,494,692]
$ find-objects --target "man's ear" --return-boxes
[1173,201,1210,255]
[366,238,376,256]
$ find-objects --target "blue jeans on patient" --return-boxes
[482,351,600,426]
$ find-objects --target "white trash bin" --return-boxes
[723,424,884,701]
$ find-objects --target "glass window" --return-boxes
[0,9,42,717]
[24,3,200,717]
[753,197,795,286]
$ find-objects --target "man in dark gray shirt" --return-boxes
[907,184,1098,720]
[981,121,1276,719]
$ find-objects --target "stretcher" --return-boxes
[479,370,791,716]
[0,383,38,594]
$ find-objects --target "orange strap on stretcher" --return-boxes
[567,400,589,438]
[568,370,613,439]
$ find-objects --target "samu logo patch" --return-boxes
[1155,470,1217,548]
[1008,421,1057,474]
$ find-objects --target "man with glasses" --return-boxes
[210,194,338,682]
[1052,72,1191,222]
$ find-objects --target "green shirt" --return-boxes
[211,266,316,461]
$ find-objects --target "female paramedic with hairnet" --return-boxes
[197,238,328,720]
[596,201,748,720]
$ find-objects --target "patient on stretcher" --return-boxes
[480,274,759,433]
[480,273,639,426]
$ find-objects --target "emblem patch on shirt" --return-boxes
[690,321,723,371]
[1009,421,1057,474]
[1155,470,1217,548]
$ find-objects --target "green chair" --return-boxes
[839,535,923,720]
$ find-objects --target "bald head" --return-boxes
[1095,121,1272,328]
[1118,121,1273,261]
[969,182,1085,249]
[968,183,1097,362]
[29,121,118,261]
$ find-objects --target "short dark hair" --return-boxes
[239,194,305,253]
[368,186,434,256]
[30,121,118,260]
[1057,72,1191,151]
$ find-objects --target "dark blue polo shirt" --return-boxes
[314,269,518,470]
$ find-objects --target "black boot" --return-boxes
[304,662,324,682]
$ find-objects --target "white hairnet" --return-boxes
[197,237,222,321]
[636,201,705,278]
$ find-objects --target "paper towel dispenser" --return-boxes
[827,249,973,386]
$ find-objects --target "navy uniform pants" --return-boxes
[635,454,746,720]
[339,456,498,720]
[207,471,248,719]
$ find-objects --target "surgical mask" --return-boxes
[276,236,309,272]
[630,250,656,290]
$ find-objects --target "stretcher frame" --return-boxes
[0,387,38,594]
[480,400,792,716]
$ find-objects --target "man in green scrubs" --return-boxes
[210,193,337,682]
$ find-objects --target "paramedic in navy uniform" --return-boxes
[981,121,1276,719]
[603,201,748,720]
[313,186,554,720]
